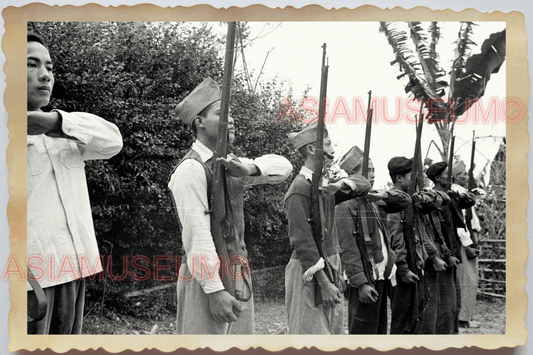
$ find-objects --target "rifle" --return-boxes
[447,135,456,190]
[361,91,373,177]
[403,111,424,324]
[356,90,377,287]
[310,43,335,306]
[468,131,476,191]
[210,22,250,302]
[409,111,424,195]
[466,130,476,243]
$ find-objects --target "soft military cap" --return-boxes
[339,145,364,173]
[174,77,221,126]
[452,159,467,175]
[387,156,413,177]
[426,161,448,181]
[288,122,327,150]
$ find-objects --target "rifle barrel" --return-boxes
[210,22,237,297]
[362,91,373,178]
[217,22,237,155]
[468,130,476,191]
[311,44,333,305]
[447,135,456,189]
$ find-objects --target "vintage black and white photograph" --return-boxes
[24,19,508,336]
[4,3,528,353]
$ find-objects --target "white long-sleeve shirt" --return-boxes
[27,110,123,290]
[168,140,292,294]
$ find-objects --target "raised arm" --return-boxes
[333,174,372,205]
[28,110,123,160]
[379,189,412,214]
[225,154,293,187]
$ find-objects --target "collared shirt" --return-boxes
[27,110,123,290]
[168,140,292,294]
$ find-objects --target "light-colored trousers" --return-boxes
[176,263,254,334]
[285,257,344,334]
[458,245,478,322]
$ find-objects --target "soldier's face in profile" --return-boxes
[400,171,411,191]
[27,41,55,111]
[201,101,235,144]
[454,170,468,187]
[435,167,448,187]
[367,160,375,187]
[322,136,335,169]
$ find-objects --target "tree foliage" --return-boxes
[379,22,506,160]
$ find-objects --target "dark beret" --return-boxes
[426,161,448,181]
[387,156,413,177]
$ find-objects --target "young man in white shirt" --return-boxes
[26,32,123,334]
[168,77,292,334]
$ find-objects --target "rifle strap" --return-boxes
[423,213,445,247]
[27,269,48,323]
[318,194,336,283]
[349,207,376,285]
[357,201,380,282]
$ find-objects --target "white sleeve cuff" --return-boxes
[302,257,325,282]
[458,228,473,247]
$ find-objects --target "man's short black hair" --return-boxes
[190,102,213,136]
[27,32,48,49]
[297,145,308,159]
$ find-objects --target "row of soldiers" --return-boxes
[26,32,482,335]
[169,78,484,335]
[284,124,483,334]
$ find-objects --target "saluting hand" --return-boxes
[217,155,259,177]
[358,283,378,303]
[206,290,243,323]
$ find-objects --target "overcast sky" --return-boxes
[227,21,507,188]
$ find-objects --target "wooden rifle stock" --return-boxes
[311,44,335,305]
[210,22,246,301]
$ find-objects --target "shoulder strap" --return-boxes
[168,150,214,230]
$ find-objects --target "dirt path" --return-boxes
[83,297,505,335]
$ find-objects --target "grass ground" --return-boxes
[83,296,505,335]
